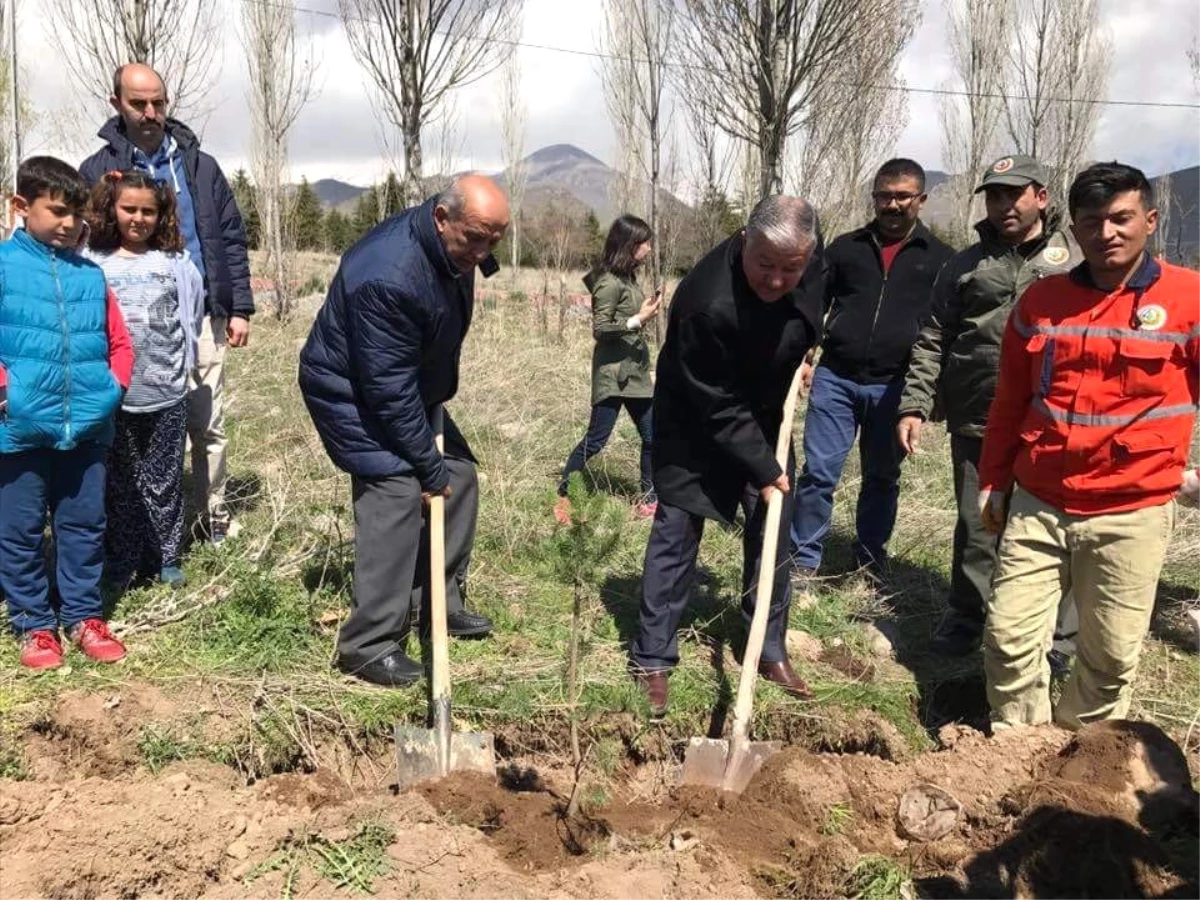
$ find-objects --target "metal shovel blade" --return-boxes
[679,736,781,795]
[394,724,495,789]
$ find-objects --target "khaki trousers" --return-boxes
[984,486,1175,730]
[186,316,229,529]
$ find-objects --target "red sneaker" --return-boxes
[553,496,573,526]
[634,501,658,519]
[68,619,126,663]
[19,630,64,670]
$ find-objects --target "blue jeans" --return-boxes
[790,366,906,570]
[558,397,654,499]
[0,445,108,635]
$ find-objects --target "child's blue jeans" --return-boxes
[0,445,107,635]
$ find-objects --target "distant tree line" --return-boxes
[230,168,748,273]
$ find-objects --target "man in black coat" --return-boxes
[632,195,823,715]
[298,174,509,686]
[81,63,254,545]
[790,159,953,576]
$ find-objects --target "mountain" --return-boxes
[310,178,367,212]
[303,144,690,224]
[1152,165,1199,266]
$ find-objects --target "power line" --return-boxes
[257,0,1200,110]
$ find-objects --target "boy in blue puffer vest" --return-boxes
[0,157,134,669]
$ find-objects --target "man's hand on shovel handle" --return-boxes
[760,472,790,504]
[422,485,452,506]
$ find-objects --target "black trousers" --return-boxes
[632,465,796,671]
[949,434,998,624]
[337,455,477,668]
[558,396,654,498]
[106,400,188,582]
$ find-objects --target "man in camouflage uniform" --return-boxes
[896,155,1080,657]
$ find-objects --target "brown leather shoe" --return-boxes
[636,669,669,718]
[758,659,813,699]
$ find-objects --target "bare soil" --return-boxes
[1,683,1196,899]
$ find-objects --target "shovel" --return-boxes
[679,365,806,795]
[395,406,495,788]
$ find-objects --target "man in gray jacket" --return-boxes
[897,155,1079,657]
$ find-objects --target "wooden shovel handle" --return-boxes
[429,407,451,764]
[730,366,805,743]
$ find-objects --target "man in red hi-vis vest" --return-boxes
[977,161,1199,731]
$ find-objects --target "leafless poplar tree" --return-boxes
[1044,0,1108,202]
[939,0,1009,245]
[602,0,642,217]
[671,0,896,198]
[788,0,918,238]
[1002,0,1109,201]
[48,0,218,119]
[679,88,737,250]
[242,0,316,321]
[339,0,522,208]
[1190,35,1200,94]
[499,55,529,287]
[601,0,674,337]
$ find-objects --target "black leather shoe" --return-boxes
[447,609,493,638]
[337,650,424,687]
[930,614,983,657]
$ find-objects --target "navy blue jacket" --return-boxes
[80,117,254,320]
[298,198,475,490]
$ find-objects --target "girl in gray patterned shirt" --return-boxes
[86,170,204,589]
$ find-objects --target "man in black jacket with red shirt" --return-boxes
[632,195,823,716]
[790,159,953,576]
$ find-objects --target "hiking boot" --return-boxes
[19,630,64,670]
[160,566,187,587]
[930,614,983,657]
[636,669,669,719]
[552,496,572,526]
[68,619,127,663]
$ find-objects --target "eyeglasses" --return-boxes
[872,191,922,205]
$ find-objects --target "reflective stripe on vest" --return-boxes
[1033,396,1197,428]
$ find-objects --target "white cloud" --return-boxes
[19,0,1200,189]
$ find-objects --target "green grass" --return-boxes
[819,801,854,836]
[846,855,913,900]
[247,820,395,897]
[0,258,1195,789]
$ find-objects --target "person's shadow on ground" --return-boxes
[816,530,991,737]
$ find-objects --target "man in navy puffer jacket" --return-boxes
[299,174,509,686]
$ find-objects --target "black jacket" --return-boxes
[298,197,475,491]
[819,220,953,384]
[652,234,823,523]
[80,117,254,319]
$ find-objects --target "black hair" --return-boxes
[598,214,653,279]
[16,156,89,211]
[874,158,926,193]
[1068,162,1155,218]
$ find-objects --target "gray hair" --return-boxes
[745,195,817,250]
[435,176,468,219]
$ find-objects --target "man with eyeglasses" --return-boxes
[897,154,1080,657]
[80,63,253,547]
[790,158,953,581]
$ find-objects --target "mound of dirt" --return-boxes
[3,680,1197,900]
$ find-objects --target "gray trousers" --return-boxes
[337,456,478,667]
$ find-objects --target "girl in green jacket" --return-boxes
[554,215,661,524]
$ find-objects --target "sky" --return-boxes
[20,0,1200,190]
